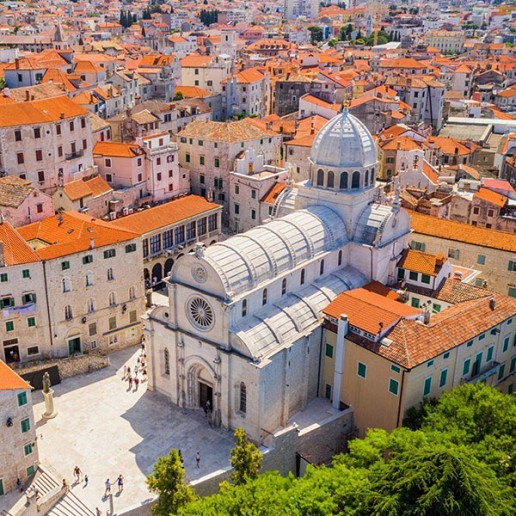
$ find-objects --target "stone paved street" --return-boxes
[31,346,235,514]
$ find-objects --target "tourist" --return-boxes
[96,508,102,516]
[117,475,124,493]
[73,465,81,482]
[128,375,133,389]
[196,451,200,468]
[123,365,127,379]
[142,368,147,380]
[134,376,140,390]
[63,479,70,493]
[127,366,131,377]
[104,479,111,497]
[84,474,88,486]
[16,478,23,493]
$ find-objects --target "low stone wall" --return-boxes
[13,353,109,381]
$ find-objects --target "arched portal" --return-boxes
[151,263,163,288]
[187,363,214,409]
[164,258,174,277]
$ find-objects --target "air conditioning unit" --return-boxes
[109,212,117,220]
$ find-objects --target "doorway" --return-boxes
[68,337,81,356]
[3,339,20,364]
[198,382,213,409]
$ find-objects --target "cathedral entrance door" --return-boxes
[198,382,213,409]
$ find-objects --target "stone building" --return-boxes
[0,361,38,494]
[144,110,412,443]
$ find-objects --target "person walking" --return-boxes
[123,365,127,379]
[196,451,200,468]
[117,475,124,493]
[73,466,81,483]
[63,479,70,493]
[134,376,139,390]
[96,508,102,516]
[84,474,88,486]
[104,479,111,497]
[128,375,133,389]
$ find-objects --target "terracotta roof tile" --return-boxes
[0,221,40,265]
[179,119,277,142]
[473,187,507,208]
[398,249,445,276]
[261,182,286,204]
[0,360,31,390]
[93,141,144,158]
[0,176,34,208]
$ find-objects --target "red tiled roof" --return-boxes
[0,360,30,390]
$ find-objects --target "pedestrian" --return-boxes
[123,365,127,379]
[134,376,139,390]
[134,364,139,376]
[96,508,102,516]
[34,486,40,500]
[16,478,23,493]
[196,451,200,468]
[142,368,147,380]
[73,465,81,482]
[128,375,133,389]
[117,475,124,493]
[127,366,131,377]
[141,342,145,354]
[84,474,88,486]
[203,402,208,417]
[206,399,211,413]
[104,479,111,497]
[63,479,70,493]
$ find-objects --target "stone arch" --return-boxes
[327,170,334,188]
[144,268,150,288]
[352,171,360,189]
[364,169,369,187]
[164,258,174,277]
[152,262,163,287]
[185,357,217,410]
[316,168,324,186]
[340,171,348,189]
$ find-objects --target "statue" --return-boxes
[42,372,51,394]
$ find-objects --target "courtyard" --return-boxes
[30,346,235,514]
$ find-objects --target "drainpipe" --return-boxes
[42,261,54,355]
[396,368,406,427]
[332,314,348,410]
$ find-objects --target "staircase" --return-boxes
[32,467,60,498]
[47,492,96,516]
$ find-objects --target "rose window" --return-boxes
[188,297,214,330]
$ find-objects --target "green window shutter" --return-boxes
[391,364,400,373]
[27,317,35,328]
[325,343,334,358]
[439,369,448,387]
[24,443,33,456]
[27,465,35,476]
[463,359,471,376]
[21,418,30,433]
[6,321,14,332]
[423,377,432,396]
[17,392,28,407]
[0,273,7,282]
[498,364,505,380]
[510,356,516,374]
[388,378,399,395]
[503,336,509,352]
[357,362,367,378]
[411,297,420,308]
[486,346,494,362]
[22,269,30,278]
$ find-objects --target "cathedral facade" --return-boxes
[143,110,411,443]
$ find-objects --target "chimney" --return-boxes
[489,298,496,311]
[423,305,431,324]
[60,112,65,119]
[89,238,95,249]
[25,90,30,101]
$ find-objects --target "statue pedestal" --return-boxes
[42,388,57,419]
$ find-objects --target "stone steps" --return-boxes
[47,492,96,516]
[32,467,60,497]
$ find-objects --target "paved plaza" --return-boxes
[30,346,235,514]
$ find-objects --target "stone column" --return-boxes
[42,388,57,419]
[332,314,348,411]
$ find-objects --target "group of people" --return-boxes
[124,344,147,390]
[103,475,124,497]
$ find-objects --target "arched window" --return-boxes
[327,171,334,188]
[316,169,324,186]
[352,171,360,189]
[129,286,136,300]
[62,277,70,293]
[282,278,287,296]
[239,382,247,413]
[164,348,170,375]
[242,299,247,317]
[340,172,348,190]
[65,305,73,320]
[87,298,95,313]
[109,292,117,307]
[370,168,375,184]
[262,288,267,305]
[300,269,305,285]
[364,169,369,187]
[338,250,343,266]
[320,260,325,275]
[85,272,94,287]
[107,268,114,281]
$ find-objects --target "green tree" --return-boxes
[230,428,263,485]
[173,91,184,101]
[308,26,324,45]
[328,38,338,47]
[147,449,196,515]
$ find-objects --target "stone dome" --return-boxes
[310,109,377,169]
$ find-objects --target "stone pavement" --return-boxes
[31,346,235,514]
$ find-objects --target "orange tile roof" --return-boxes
[422,161,439,184]
[93,141,144,158]
[181,54,212,68]
[0,96,88,127]
[0,221,40,265]
[324,286,420,335]
[397,249,445,276]
[261,182,286,204]
[63,175,112,201]
[18,212,138,259]
[179,119,277,142]
[473,187,507,208]
[0,360,31,390]
[302,94,340,111]
[409,211,516,253]
[381,136,421,151]
[174,85,212,98]
[111,195,220,235]
[235,68,265,84]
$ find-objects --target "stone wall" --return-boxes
[13,352,109,382]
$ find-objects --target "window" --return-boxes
[56,124,61,136]
[509,287,516,298]
[0,272,7,282]
[125,243,137,253]
[186,222,196,241]
[338,250,342,266]
[239,383,247,413]
[282,278,287,296]
[479,333,485,341]
[317,169,324,186]
[262,288,267,305]
[21,418,30,433]
[391,364,401,373]
[22,293,35,305]
[83,255,93,264]
[185,153,190,163]
[389,378,399,395]
[411,298,420,308]
[509,261,516,272]
[69,121,74,132]
[17,152,24,164]
[320,260,325,275]
[109,316,116,330]
[27,346,39,356]
[15,130,22,141]
[242,299,247,317]
[22,269,30,279]
[463,358,471,376]
[150,234,162,255]
[17,392,27,407]
[130,310,137,324]
[65,305,73,320]
[510,356,516,374]
[37,171,45,183]
[325,343,334,358]
[87,299,95,313]
[175,225,186,243]
[0,297,14,309]
[432,304,441,313]
[62,277,70,293]
[357,362,367,378]
[443,352,450,359]
[251,209,256,220]
[27,466,35,477]
[439,369,448,387]
[503,336,509,352]
[421,274,431,284]
[24,443,33,455]
[129,287,136,301]
[234,204,240,215]
[208,214,217,232]
[498,363,505,381]
[200,156,205,165]
[477,254,486,265]
[409,271,418,281]
[340,172,348,189]
[106,174,112,183]
[448,248,459,259]
[487,345,494,362]
[215,158,220,168]
[300,269,305,285]
[107,268,114,281]
[164,348,170,375]
[427,360,434,368]
[103,249,116,259]
[89,323,97,336]
[35,150,43,161]
[105,158,112,168]
[27,317,35,328]
[467,340,473,348]
[412,241,426,252]
[81,118,86,129]
[327,171,334,188]
[157,172,162,181]
[351,171,360,189]
[423,377,432,396]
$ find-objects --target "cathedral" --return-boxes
[144,110,411,443]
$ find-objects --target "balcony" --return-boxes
[465,361,500,384]
[65,149,84,161]
[2,302,37,317]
